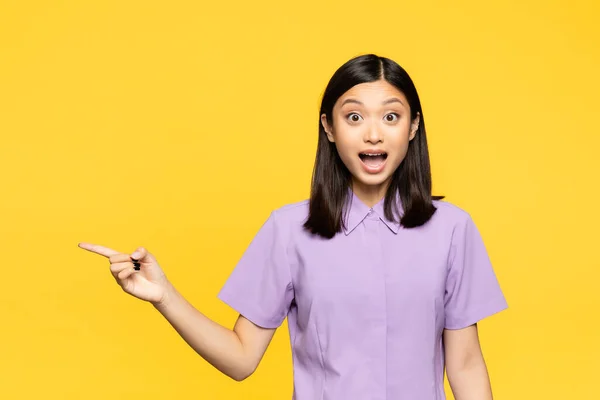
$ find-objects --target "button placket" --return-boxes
[363,212,387,399]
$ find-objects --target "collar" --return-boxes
[342,189,402,235]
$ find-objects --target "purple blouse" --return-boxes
[218,190,508,399]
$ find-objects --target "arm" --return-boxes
[78,242,279,382]
[154,282,276,381]
[443,324,494,400]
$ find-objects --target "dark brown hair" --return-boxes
[303,54,444,238]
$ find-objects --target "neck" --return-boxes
[351,178,391,208]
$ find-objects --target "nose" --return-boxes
[364,121,383,144]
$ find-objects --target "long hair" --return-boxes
[303,54,444,238]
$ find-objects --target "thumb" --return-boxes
[130,246,155,263]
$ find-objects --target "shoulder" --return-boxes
[272,199,309,224]
[430,199,487,246]
[273,199,309,222]
[430,198,474,227]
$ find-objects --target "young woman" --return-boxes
[79,54,508,399]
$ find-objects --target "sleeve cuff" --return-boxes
[217,289,285,329]
[444,297,509,330]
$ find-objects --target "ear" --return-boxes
[409,112,420,141]
[321,113,335,142]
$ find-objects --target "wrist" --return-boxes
[152,281,177,310]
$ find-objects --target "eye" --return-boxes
[384,113,400,122]
[346,113,362,123]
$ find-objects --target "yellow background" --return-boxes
[1,0,598,398]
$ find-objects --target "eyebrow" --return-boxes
[340,97,405,107]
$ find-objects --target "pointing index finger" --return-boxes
[78,242,120,258]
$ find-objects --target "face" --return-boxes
[321,79,420,201]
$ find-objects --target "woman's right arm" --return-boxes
[78,242,275,381]
[154,283,276,381]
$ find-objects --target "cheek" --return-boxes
[334,140,357,163]
[387,121,411,138]
[388,133,412,161]
[331,127,357,152]
[332,139,362,171]
[394,139,410,156]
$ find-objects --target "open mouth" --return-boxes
[359,152,388,168]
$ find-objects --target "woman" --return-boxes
[79,53,508,399]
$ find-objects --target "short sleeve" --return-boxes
[217,210,294,329]
[444,214,508,330]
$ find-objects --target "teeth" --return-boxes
[362,153,384,156]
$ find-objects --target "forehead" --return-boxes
[336,79,408,107]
